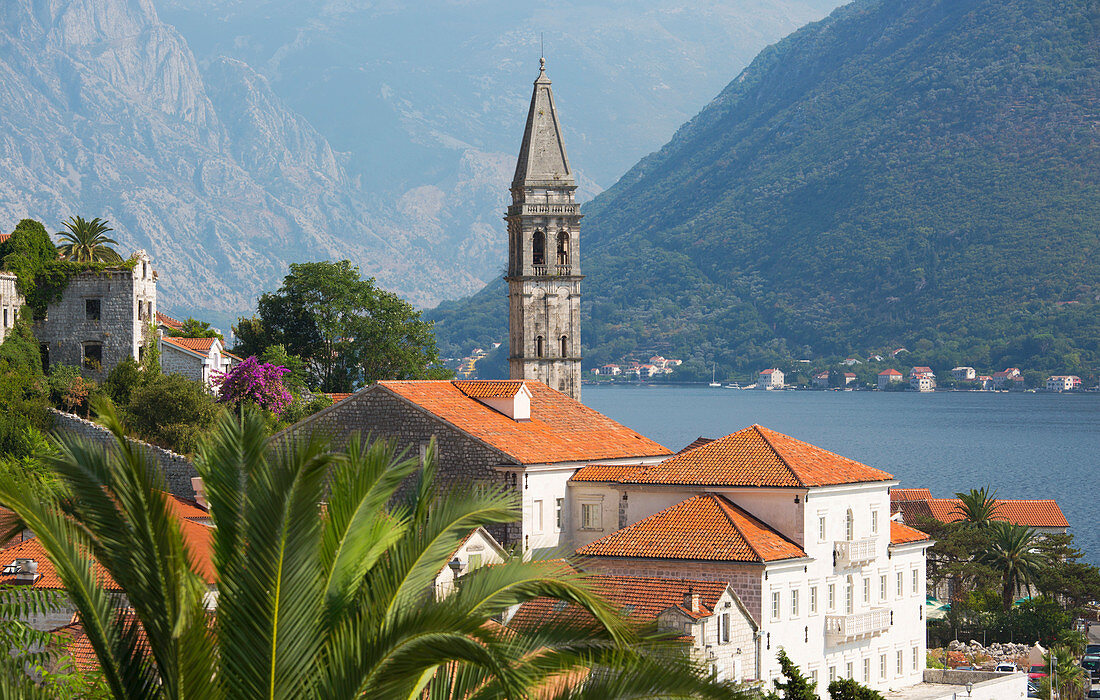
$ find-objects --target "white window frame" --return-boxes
[912,646,919,671]
[818,515,827,542]
[880,653,887,680]
[533,500,543,533]
[912,569,919,594]
[880,575,887,602]
[828,583,836,611]
[771,591,781,621]
[871,509,879,534]
[555,498,563,531]
[863,658,870,683]
[791,589,799,618]
[719,613,731,643]
[580,502,601,530]
[897,650,904,677]
[897,571,904,598]
[810,586,818,614]
[863,577,870,604]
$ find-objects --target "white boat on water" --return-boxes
[709,364,721,387]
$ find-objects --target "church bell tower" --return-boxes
[506,58,583,400]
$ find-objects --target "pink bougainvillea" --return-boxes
[213,356,293,415]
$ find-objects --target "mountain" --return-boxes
[429,0,1100,377]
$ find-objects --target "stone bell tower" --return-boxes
[506,58,583,400]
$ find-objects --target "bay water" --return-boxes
[585,385,1100,564]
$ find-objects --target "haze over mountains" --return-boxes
[0,0,839,326]
[431,0,1100,376]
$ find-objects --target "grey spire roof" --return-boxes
[512,59,574,188]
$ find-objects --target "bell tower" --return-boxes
[506,58,582,400]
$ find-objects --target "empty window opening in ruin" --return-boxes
[83,342,103,371]
[85,299,101,321]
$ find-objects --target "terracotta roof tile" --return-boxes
[453,380,525,399]
[879,369,903,376]
[155,313,183,330]
[377,381,670,464]
[570,465,649,482]
[576,494,805,563]
[325,393,352,404]
[161,336,218,354]
[923,498,1068,528]
[677,437,715,454]
[618,425,893,488]
[509,575,731,631]
[890,521,931,545]
[890,488,933,502]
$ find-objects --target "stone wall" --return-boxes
[921,669,1027,700]
[34,251,156,380]
[0,272,24,344]
[160,341,204,382]
[279,387,523,546]
[49,409,197,499]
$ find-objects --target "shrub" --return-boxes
[214,356,293,415]
[828,678,885,700]
[124,373,222,454]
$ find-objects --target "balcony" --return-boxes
[530,265,574,277]
[555,264,573,276]
[834,537,877,567]
[825,608,891,642]
[533,265,548,276]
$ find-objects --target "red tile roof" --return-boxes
[0,234,10,244]
[570,464,649,482]
[678,437,715,453]
[924,498,1069,528]
[453,380,526,399]
[155,312,183,330]
[324,393,352,404]
[161,336,218,354]
[879,370,903,376]
[164,495,210,522]
[376,381,671,465]
[615,425,893,488]
[890,521,931,545]
[509,575,732,631]
[576,494,806,563]
[890,488,933,502]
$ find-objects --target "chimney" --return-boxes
[14,558,38,584]
[683,587,700,613]
[191,477,209,510]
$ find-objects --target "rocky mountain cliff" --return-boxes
[430,0,1100,376]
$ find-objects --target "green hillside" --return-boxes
[429,0,1100,378]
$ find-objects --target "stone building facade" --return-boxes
[34,251,156,378]
[506,59,583,400]
[0,272,25,343]
[159,335,233,387]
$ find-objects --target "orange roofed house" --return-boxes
[159,335,238,387]
[569,425,932,691]
[279,380,671,550]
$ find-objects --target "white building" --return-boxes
[951,367,976,381]
[877,370,903,390]
[567,425,932,692]
[909,367,935,392]
[757,369,784,390]
[433,526,507,598]
[0,272,24,344]
[1046,375,1081,392]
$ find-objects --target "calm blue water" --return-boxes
[584,385,1100,564]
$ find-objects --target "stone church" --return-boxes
[506,58,583,400]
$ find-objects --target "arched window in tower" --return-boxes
[845,509,854,541]
[532,230,546,266]
[560,335,568,357]
[536,335,544,358]
[556,230,570,266]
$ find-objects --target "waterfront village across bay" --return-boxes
[0,62,1096,700]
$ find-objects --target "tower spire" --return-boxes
[512,59,573,189]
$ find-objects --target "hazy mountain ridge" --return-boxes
[429,0,1100,375]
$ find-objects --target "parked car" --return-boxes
[1080,655,1100,680]
[1029,665,1048,681]
[1087,643,1100,656]
[1086,688,1100,699]
[995,663,1018,673]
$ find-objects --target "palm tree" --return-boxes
[1041,645,1085,700]
[953,486,1001,527]
[0,404,745,700]
[56,216,122,263]
[977,520,1048,611]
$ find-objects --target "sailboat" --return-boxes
[709,364,721,387]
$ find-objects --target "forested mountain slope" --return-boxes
[430,0,1100,376]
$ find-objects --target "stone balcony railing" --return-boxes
[530,265,574,277]
[825,608,891,642]
[834,537,877,567]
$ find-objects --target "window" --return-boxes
[863,577,870,604]
[555,498,563,530]
[85,298,101,321]
[810,586,818,614]
[533,501,543,533]
[532,230,546,266]
[719,613,730,643]
[556,230,569,266]
[828,583,835,611]
[818,515,826,541]
[147,301,152,319]
[880,654,887,680]
[560,335,568,357]
[845,578,854,614]
[82,342,103,371]
[880,575,887,602]
[872,509,879,534]
[469,553,483,570]
[581,503,601,530]
[897,650,904,676]
[912,646,918,671]
[142,262,148,278]
[912,570,919,594]
[771,591,781,620]
[810,670,818,686]
[897,571,904,597]
[535,335,544,358]
[846,662,853,679]
[2,308,7,328]
[863,658,870,683]
[791,589,799,617]
[846,509,854,541]
[39,343,49,372]
[829,666,837,682]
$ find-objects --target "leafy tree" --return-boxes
[977,521,1048,611]
[998,597,1068,645]
[826,678,883,700]
[47,365,98,416]
[56,216,122,263]
[952,487,1001,528]
[124,373,223,454]
[103,358,145,407]
[258,344,308,393]
[167,318,222,341]
[0,404,747,699]
[237,260,447,392]
[765,649,818,699]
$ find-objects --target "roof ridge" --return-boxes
[751,425,803,487]
[708,494,764,561]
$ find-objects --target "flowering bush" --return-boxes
[213,356,293,415]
